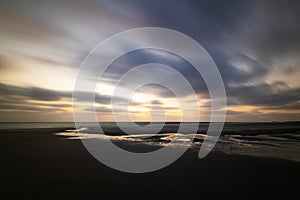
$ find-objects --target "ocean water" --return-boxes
[1,122,300,161]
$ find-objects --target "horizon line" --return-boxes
[1,121,299,123]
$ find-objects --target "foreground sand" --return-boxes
[0,128,299,199]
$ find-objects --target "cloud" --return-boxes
[30,87,66,101]
[227,81,300,106]
[151,100,162,105]
[0,82,140,108]
[0,103,63,112]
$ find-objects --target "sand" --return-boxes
[0,127,299,199]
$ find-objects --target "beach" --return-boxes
[0,125,299,199]
[2,1,300,199]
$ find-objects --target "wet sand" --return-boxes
[0,128,299,199]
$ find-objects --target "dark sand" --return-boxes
[0,128,299,199]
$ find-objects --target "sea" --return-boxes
[1,121,299,162]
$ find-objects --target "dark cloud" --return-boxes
[249,1,300,58]
[85,106,136,114]
[0,103,62,112]
[282,66,297,75]
[151,100,162,105]
[30,87,65,101]
[0,83,137,109]
[227,82,300,106]
[102,49,209,98]
[260,102,300,111]
[226,110,245,116]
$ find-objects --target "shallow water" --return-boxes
[54,122,300,162]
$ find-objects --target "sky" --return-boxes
[0,0,300,122]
